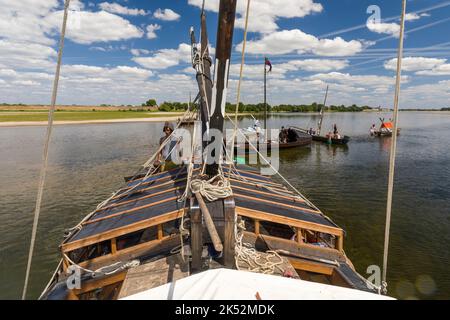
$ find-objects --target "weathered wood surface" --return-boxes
[118,254,189,299]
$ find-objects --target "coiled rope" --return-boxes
[190,174,233,202]
[235,219,284,274]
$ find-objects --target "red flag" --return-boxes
[265,57,272,72]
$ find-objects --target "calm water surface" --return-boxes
[1,112,449,299]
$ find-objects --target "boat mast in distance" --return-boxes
[317,85,329,136]
[206,0,237,177]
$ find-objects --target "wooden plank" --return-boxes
[83,196,179,226]
[236,207,343,237]
[72,271,126,296]
[234,193,320,214]
[62,210,184,252]
[118,254,189,299]
[289,258,334,276]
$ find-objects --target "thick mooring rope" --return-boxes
[22,0,71,300]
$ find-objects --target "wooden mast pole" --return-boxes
[206,0,237,177]
[191,4,213,151]
[317,85,328,136]
[382,0,407,294]
[264,57,267,130]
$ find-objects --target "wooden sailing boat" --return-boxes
[371,117,401,137]
[297,86,350,145]
[39,0,387,300]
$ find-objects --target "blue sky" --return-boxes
[0,0,449,108]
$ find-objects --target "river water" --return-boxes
[1,112,449,299]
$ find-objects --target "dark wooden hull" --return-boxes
[312,135,350,145]
[234,137,312,153]
[373,129,401,137]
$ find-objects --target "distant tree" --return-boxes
[144,99,157,107]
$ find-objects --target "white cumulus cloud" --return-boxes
[238,29,363,56]
[153,8,181,21]
[98,2,148,16]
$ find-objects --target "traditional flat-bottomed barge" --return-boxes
[39,0,382,300]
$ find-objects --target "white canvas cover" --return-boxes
[122,268,394,300]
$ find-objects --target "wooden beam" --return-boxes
[254,219,260,235]
[157,224,163,240]
[223,197,236,268]
[195,193,223,252]
[62,210,184,252]
[236,207,343,237]
[296,228,303,244]
[111,238,117,254]
[190,205,203,272]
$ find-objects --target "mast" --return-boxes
[317,85,329,136]
[191,4,213,151]
[264,57,267,130]
[206,0,238,176]
[382,0,407,294]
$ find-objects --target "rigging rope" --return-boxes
[229,0,251,176]
[22,0,71,300]
[382,0,407,295]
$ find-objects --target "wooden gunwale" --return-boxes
[237,207,343,238]
[76,234,179,270]
[62,209,184,252]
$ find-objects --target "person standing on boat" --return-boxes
[370,124,376,136]
[155,122,176,171]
